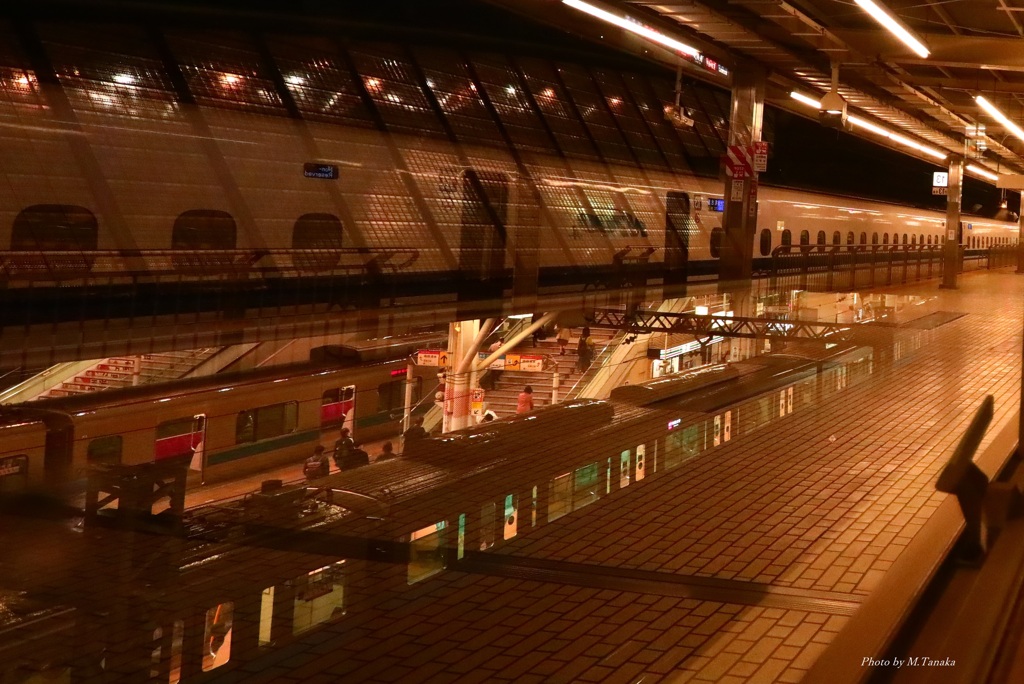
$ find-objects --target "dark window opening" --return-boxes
[759,228,771,256]
[709,227,724,258]
[11,204,98,275]
[235,402,298,444]
[87,435,122,466]
[378,378,420,413]
[172,209,237,272]
[292,213,343,271]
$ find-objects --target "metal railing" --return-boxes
[765,244,1017,292]
[0,247,419,285]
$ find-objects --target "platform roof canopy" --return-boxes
[495,0,1024,178]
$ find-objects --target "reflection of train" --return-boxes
[0,334,443,490]
[0,21,1017,307]
[136,343,879,680]
[0,341,888,682]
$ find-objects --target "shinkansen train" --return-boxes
[0,22,1017,304]
[0,334,443,491]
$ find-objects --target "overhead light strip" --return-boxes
[965,164,998,182]
[561,0,700,57]
[975,95,1024,145]
[789,91,946,160]
[853,0,930,59]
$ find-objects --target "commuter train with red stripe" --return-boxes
[0,334,442,492]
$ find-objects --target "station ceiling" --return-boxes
[491,0,1024,178]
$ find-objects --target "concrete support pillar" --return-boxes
[444,319,482,434]
[1016,190,1024,274]
[941,155,964,289]
[719,64,765,287]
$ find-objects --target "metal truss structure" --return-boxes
[591,308,858,343]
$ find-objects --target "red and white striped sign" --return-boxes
[724,145,754,178]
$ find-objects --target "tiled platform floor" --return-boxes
[227,270,1024,683]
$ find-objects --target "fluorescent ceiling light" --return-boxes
[789,91,946,160]
[854,0,929,59]
[966,164,998,181]
[789,91,822,109]
[975,95,1024,145]
[562,0,700,57]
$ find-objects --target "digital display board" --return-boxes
[304,163,339,179]
[707,198,725,212]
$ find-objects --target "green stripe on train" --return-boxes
[208,429,319,466]
[207,406,426,466]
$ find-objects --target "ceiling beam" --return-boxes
[832,30,1024,71]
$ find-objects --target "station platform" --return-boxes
[218,269,1023,683]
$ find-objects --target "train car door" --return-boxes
[664,191,690,297]
[189,415,207,478]
[459,169,509,305]
[321,386,356,436]
[0,455,29,493]
[44,424,73,483]
[503,493,518,541]
[155,416,206,469]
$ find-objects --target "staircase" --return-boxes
[481,329,617,418]
[39,349,219,399]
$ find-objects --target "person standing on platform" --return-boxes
[402,416,428,454]
[376,441,396,462]
[517,385,534,414]
[333,427,354,470]
[304,445,330,480]
[556,326,571,355]
[576,327,594,372]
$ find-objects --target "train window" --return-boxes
[759,228,771,256]
[377,378,420,413]
[799,230,809,246]
[11,204,99,275]
[409,522,447,584]
[172,210,237,271]
[235,402,298,444]
[480,502,496,550]
[0,455,29,494]
[709,227,724,258]
[87,435,122,466]
[12,204,98,250]
[292,213,344,271]
[321,387,355,428]
[781,229,791,247]
[919,234,924,244]
[883,233,889,244]
[847,231,855,245]
[860,232,867,245]
[872,233,879,245]
[202,602,233,672]
[902,233,908,244]
[910,235,916,245]
[831,231,841,245]
[927,235,932,245]
[155,417,202,461]
[816,230,826,250]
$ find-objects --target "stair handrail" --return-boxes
[0,359,100,404]
[567,296,696,401]
[565,331,626,401]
